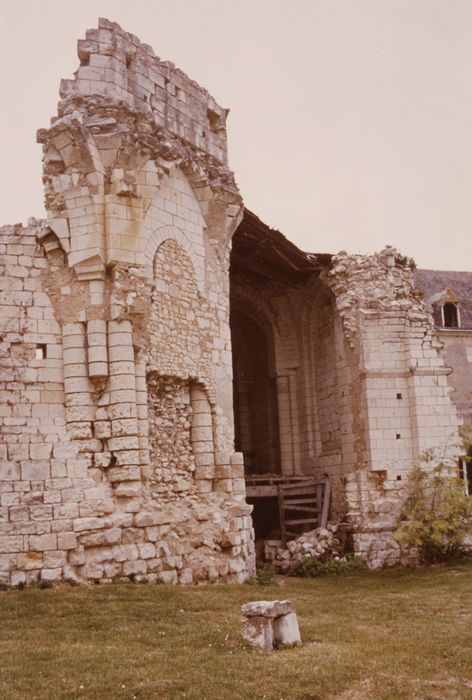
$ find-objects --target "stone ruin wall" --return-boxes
[242,250,462,567]
[326,249,462,566]
[0,19,254,587]
[232,250,463,567]
[0,19,465,582]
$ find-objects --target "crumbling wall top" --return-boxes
[327,248,430,343]
[51,18,229,165]
[35,18,242,259]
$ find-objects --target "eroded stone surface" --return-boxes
[241,600,301,650]
[241,615,274,652]
[241,600,294,619]
[273,612,301,648]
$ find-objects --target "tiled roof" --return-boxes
[414,269,472,329]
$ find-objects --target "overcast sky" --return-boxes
[1,0,472,270]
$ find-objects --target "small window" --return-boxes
[35,344,47,359]
[443,302,459,328]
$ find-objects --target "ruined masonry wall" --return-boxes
[231,250,463,567]
[2,17,464,578]
[0,18,254,586]
[0,225,254,585]
[0,225,81,585]
[327,250,462,566]
[147,375,195,495]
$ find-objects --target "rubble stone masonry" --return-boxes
[0,18,253,585]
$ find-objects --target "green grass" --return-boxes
[1,560,472,699]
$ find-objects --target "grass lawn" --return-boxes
[1,559,471,700]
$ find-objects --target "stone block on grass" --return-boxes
[241,599,301,650]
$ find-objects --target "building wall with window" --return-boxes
[415,270,472,427]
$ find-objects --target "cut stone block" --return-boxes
[273,611,301,647]
[241,599,294,619]
[241,599,301,651]
[241,615,274,651]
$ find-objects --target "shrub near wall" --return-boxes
[394,454,472,565]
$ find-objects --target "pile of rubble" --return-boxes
[273,524,344,573]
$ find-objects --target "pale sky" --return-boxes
[1,0,472,270]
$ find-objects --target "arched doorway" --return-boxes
[230,308,281,476]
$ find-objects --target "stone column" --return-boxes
[107,320,142,501]
[62,322,94,442]
[190,385,215,493]
[86,319,108,379]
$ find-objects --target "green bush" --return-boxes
[394,456,472,565]
[292,555,367,578]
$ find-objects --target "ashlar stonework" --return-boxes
[0,19,468,586]
[0,18,252,586]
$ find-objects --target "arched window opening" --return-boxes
[443,302,459,328]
